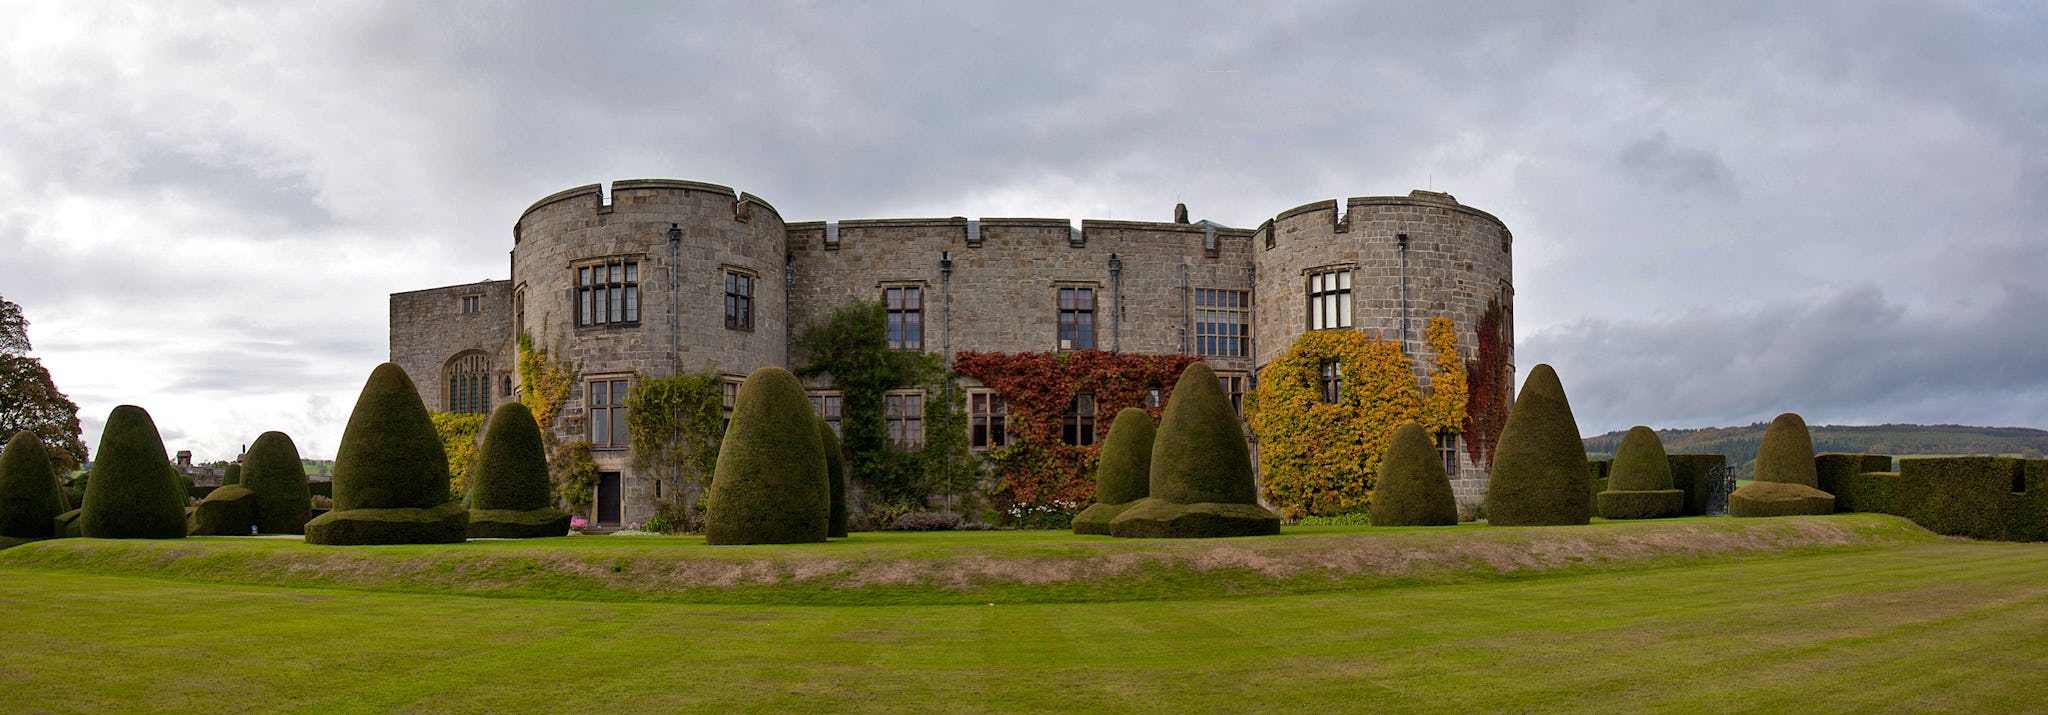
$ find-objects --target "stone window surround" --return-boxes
[968,389,1007,450]
[1062,392,1098,446]
[808,390,844,437]
[446,350,492,414]
[574,256,643,329]
[586,374,632,450]
[459,294,483,315]
[724,265,757,332]
[880,280,927,351]
[1054,281,1101,352]
[1192,287,1250,357]
[1304,262,1355,331]
[884,389,924,449]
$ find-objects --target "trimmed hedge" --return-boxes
[1596,426,1681,520]
[188,485,258,535]
[1074,408,1155,535]
[243,431,312,534]
[1755,413,1819,487]
[1729,481,1834,517]
[466,403,568,539]
[307,363,468,545]
[1109,363,1278,539]
[1907,457,2041,541]
[1667,454,1726,516]
[1484,364,1592,526]
[1586,460,1610,496]
[0,432,66,539]
[54,508,81,538]
[705,366,829,545]
[221,463,242,486]
[79,405,188,539]
[1596,490,1685,520]
[1816,453,1894,511]
[1835,470,1927,518]
[819,417,847,539]
[1369,423,1458,527]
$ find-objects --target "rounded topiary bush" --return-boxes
[243,431,311,534]
[1074,408,1155,535]
[1730,481,1835,517]
[79,405,189,539]
[0,432,67,539]
[188,485,258,535]
[705,366,829,545]
[1109,362,1279,538]
[1484,364,1592,526]
[467,402,569,538]
[221,463,242,486]
[818,416,848,538]
[1754,413,1819,487]
[305,363,468,545]
[1368,423,1458,527]
[1596,425,1684,520]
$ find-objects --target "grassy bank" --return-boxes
[4,535,2046,713]
[0,515,1930,605]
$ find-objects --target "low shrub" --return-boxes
[1729,481,1834,517]
[188,485,259,535]
[1006,503,1075,530]
[886,511,964,531]
[1596,490,1685,520]
[1297,512,1372,526]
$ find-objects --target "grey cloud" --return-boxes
[1616,133,1737,198]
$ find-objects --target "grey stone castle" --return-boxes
[391,179,1514,526]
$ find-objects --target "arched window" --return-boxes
[446,352,491,414]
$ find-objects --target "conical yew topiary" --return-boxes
[467,402,569,538]
[1595,425,1685,519]
[1074,408,1156,535]
[221,463,242,486]
[1368,423,1459,526]
[305,363,468,544]
[1109,362,1279,538]
[1484,364,1592,526]
[818,416,848,539]
[243,431,311,534]
[0,432,67,539]
[1731,412,1833,517]
[705,366,829,545]
[79,405,189,539]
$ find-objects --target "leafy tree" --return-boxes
[0,296,87,474]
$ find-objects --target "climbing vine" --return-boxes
[795,300,939,511]
[1463,297,1511,469]
[516,331,578,445]
[625,369,726,532]
[1246,321,1465,518]
[952,350,1199,511]
[428,412,484,501]
[549,440,600,514]
[1420,317,1469,435]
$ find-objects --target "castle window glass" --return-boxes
[970,391,1007,449]
[1057,287,1096,350]
[1438,433,1460,477]
[1307,269,1352,330]
[576,260,639,327]
[1319,360,1342,404]
[460,295,481,314]
[446,352,491,414]
[1194,289,1249,357]
[885,391,923,449]
[588,378,629,449]
[809,392,843,437]
[885,286,923,350]
[1062,393,1097,446]
[1217,372,1247,417]
[725,270,754,331]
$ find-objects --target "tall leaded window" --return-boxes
[1319,360,1342,404]
[588,378,629,448]
[885,391,924,449]
[1307,268,1352,330]
[1058,287,1096,350]
[725,270,754,331]
[577,260,639,327]
[970,392,1007,449]
[809,393,843,437]
[1193,289,1250,357]
[885,286,923,350]
[446,352,491,414]
[1062,393,1097,446]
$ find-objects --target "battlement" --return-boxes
[516,179,783,232]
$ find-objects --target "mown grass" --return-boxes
[0,515,1930,605]
[4,535,2047,713]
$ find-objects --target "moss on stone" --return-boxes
[1108,363,1278,538]
[1755,413,1820,488]
[819,417,848,539]
[705,367,829,545]
[308,363,467,545]
[188,485,258,535]
[79,405,188,539]
[470,403,552,512]
[1484,364,1592,526]
[1729,481,1834,517]
[242,431,311,535]
[1074,408,1155,535]
[1368,423,1458,527]
[0,432,66,539]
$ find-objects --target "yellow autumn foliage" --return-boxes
[1246,322,1467,517]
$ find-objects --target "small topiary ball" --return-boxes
[1484,364,1592,526]
[1368,423,1459,527]
[1073,408,1155,535]
[818,416,848,539]
[242,431,312,534]
[0,432,67,539]
[79,405,189,539]
[704,366,829,545]
[1754,413,1819,487]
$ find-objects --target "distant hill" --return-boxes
[1583,423,2048,480]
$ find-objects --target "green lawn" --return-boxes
[3,519,2046,713]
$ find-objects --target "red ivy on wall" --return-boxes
[953,350,1201,509]
[1463,297,1511,469]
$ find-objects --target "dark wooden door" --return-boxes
[597,471,622,526]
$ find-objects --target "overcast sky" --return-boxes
[3,1,2045,460]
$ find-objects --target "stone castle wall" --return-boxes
[389,279,514,415]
